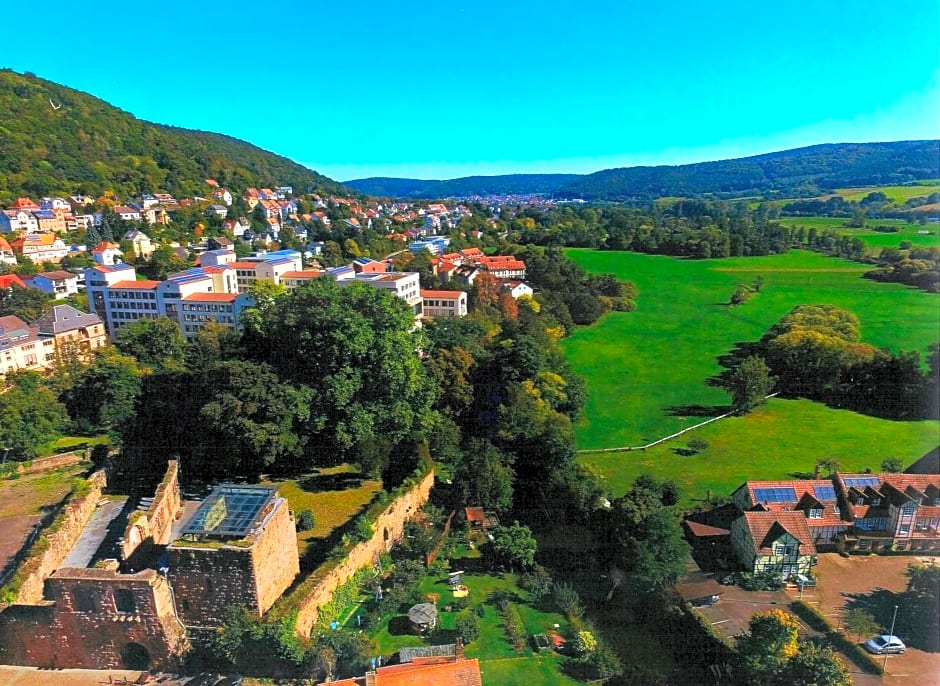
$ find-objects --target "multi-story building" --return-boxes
[10,233,69,262]
[0,209,39,234]
[230,250,302,291]
[26,270,79,299]
[35,305,108,359]
[0,315,55,377]
[177,292,253,338]
[727,472,940,573]
[421,289,467,318]
[0,237,19,266]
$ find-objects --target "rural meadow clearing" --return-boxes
[562,248,940,501]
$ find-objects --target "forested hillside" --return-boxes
[346,141,939,200]
[345,173,581,198]
[0,70,344,202]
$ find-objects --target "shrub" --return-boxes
[520,564,553,601]
[296,509,315,532]
[553,580,584,619]
[456,611,481,643]
[687,437,710,453]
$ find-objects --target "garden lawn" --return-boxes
[364,562,585,684]
[775,216,940,250]
[261,465,382,556]
[580,397,940,502]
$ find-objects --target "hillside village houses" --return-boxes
[0,190,501,339]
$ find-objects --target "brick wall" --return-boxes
[120,461,181,566]
[12,470,107,604]
[292,470,434,636]
[0,568,187,670]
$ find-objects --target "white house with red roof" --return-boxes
[10,233,68,262]
[92,241,123,266]
[0,237,18,266]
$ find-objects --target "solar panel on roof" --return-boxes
[753,487,798,503]
[844,477,881,488]
[813,485,837,501]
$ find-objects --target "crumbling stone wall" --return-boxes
[167,496,298,627]
[0,568,187,670]
[293,470,434,636]
[11,470,107,604]
[120,460,181,567]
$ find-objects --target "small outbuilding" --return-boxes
[408,602,438,634]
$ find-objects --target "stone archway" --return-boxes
[121,642,150,670]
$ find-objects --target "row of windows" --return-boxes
[182,304,234,313]
[114,291,155,300]
[183,314,233,323]
[112,301,157,310]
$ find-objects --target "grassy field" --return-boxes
[0,467,86,519]
[561,249,939,498]
[581,398,940,502]
[261,465,382,557]
[830,183,939,204]
[775,216,940,250]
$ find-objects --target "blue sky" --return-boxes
[3,0,938,181]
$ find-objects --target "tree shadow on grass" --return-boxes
[297,470,367,493]
[672,447,699,457]
[665,404,733,418]
[842,588,939,652]
[387,615,414,636]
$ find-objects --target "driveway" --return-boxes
[788,554,940,686]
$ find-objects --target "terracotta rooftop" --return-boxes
[321,658,482,686]
[742,511,816,555]
[110,280,160,289]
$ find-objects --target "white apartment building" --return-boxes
[420,289,468,318]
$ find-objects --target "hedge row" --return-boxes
[790,601,884,675]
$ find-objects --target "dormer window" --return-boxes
[871,497,880,506]
[809,508,823,519]
[833,505,840,514]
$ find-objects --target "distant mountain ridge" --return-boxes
[346,141,940,200]
[0,69,345,202]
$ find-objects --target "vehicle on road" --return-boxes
[863,635,906,655]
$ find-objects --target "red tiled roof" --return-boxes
[465,507,485,523]
[283,270,322,279]
[742,511,816,555]
[685,520,730,537]
[0,274,26,289]
[110,280,160,289]
[322,658,482,686]
[182,292,238,302]
[36,270,74,280]
[230,261,260,269]
[421,290,464,298]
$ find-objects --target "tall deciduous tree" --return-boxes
[0,373,68,460]
[781,642,850,686]
[244,277,433,457]
[115,317,187,372]
[724,355,776,413]
[63,351,142,430]
[491,520,537,572]
[736,609,800,679]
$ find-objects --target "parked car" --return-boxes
[863,635,906,655]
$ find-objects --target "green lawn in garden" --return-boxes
[580,397,940,502]
[50,434,110,454]
[261,465,382,556]
[775,216,940,250]
[561,249,939,496]
[360,546,586,684]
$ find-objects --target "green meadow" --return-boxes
[831,183,939,203]
[775,216,940,250]
[562,249,940,498]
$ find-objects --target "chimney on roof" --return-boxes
[365,671,377,686]
[456,636,465,661]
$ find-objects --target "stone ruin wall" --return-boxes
[167,496,299,627]
[120,460,181,567]
[293,469,434,636]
